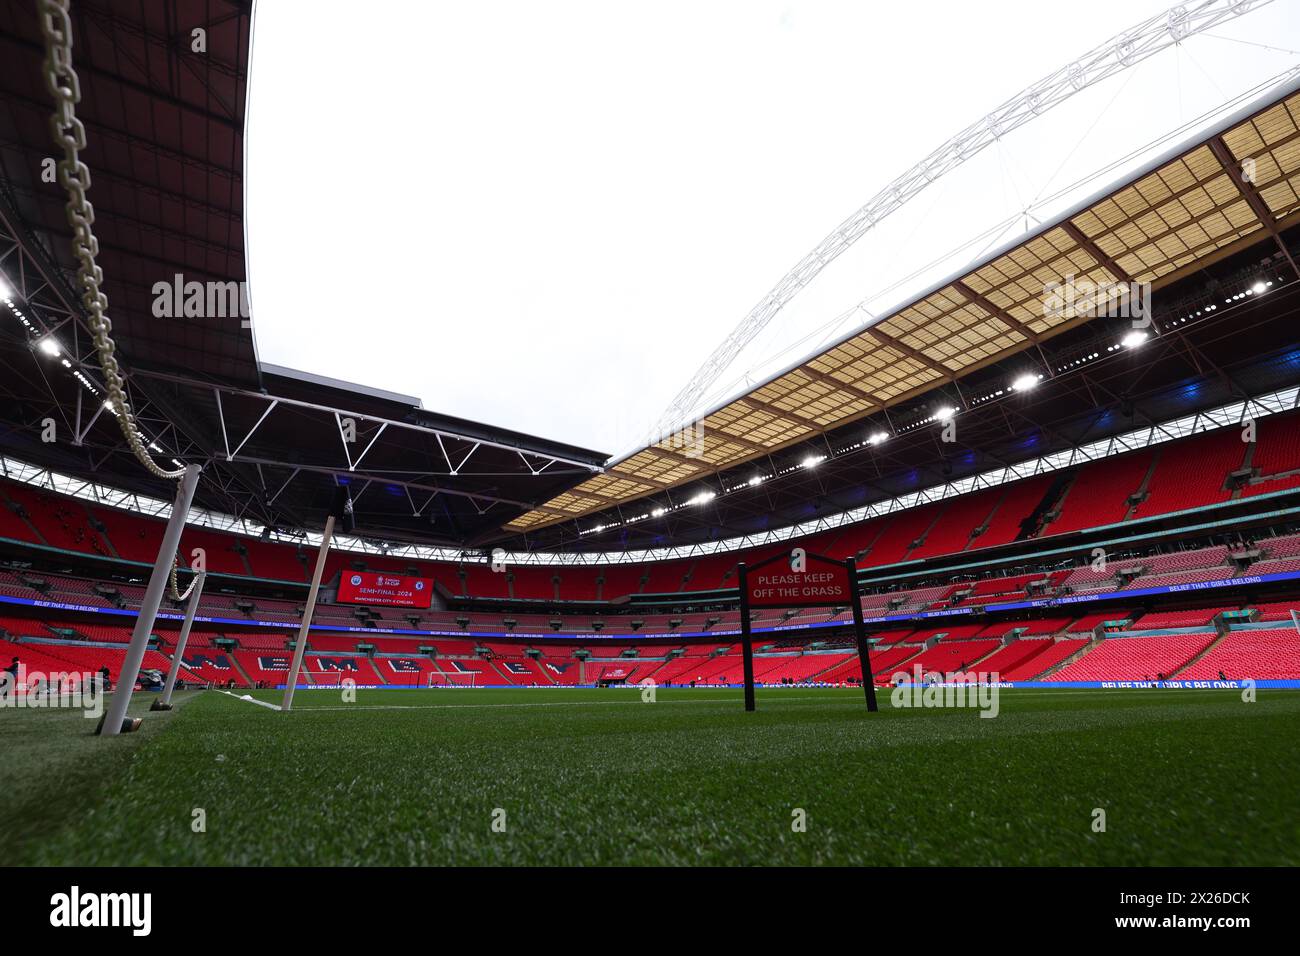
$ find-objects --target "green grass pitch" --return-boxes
[3,686,1298,866]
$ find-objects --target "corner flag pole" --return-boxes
[846,556,879,712]
[282,513,334,712]
[154,569,206,710]
[738,562,756,712]
[99,463,200,735]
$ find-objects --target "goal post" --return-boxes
[426,671,477,688]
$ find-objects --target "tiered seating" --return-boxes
[1060,563,1118,593]
[1050,632,1215,681]
[974,640,1056,678]
[175,527,247,576]
[1131,607,1227,629]
[1251,411,1300,478]
[1001,617,1073,638]
[459,563,511,600]
[243,538,308,581]
[2,484,112,558]
[506,565,554,600]
[904,640,1001,676]
[555,566,600,601]
[909,490,996,559]
[972,474,1056,550]
[435,658,512,686]
[0,493,43,544]
[6,640,183,684]
[1001,638,1089,679]
[641,560,687,594]
[374,655,439,686]
[1241,473,1300,497]
[861,501,945,566]
[863,642,924,678]
[233,650,294,684]
[1134,428,1244,518]
[756,652,853,683]
[1180,628,1300,680]
[1046,449,1154,535]
[306,655,384,684]
[1124,567,1234,589]
[830,514,888,560]
[598,565,645,600]
[180,650,244,686]
[1247,599,1298,621]
[1249,556,1300,575]
[1067,611,1132,633]
[88,505,160,563]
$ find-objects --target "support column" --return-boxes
[153,570,206,710]
[282,515,336,712]
[99,464,200,735]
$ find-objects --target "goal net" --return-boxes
[303,671,356,687]
[426,671,478,688]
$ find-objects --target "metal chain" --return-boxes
[37,0,186,482]
[169,558,197,602]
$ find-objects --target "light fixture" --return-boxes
[102,400,115,412]
[867,431,889,445]
[1011,373,1040,392]
[747,475,765,487]
[0,277,11,299]
[935,406,956,421]
[1252,281,1267,294]
[37,337,61,358]
[689,491,716,506]
[801,454,825,469]
[650,507,666,518]
[1121,331,1149,349]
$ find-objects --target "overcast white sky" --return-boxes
[245,0,1300,458]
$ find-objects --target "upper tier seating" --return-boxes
[1045,449,1154,535]
[1251,410,1300,478]
[1133,428,1245,519]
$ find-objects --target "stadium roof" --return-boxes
[0,1,606,548]
[1,5,1298,555]
[504,78,1300,534]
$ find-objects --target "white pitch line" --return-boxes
[220,686,1256,715]
[219,690,282,711]
[250,694,856,714]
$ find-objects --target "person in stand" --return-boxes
[2,656,18,698]
[98,664,111,692]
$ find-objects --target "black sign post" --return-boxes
[846,555,879,712]
[738,562,756,712]
[738,548,877,712]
